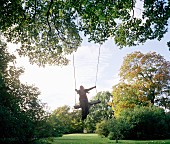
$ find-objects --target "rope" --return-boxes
[95,44,101,93]
[73,53,77,105]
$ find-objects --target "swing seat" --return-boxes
[74,99,101,109]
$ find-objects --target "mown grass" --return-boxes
[53,133,170,144]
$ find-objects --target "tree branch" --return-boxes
[46,0,53,33]
[132,0,134,18]
[33,0,37,20]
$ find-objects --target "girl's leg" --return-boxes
[80,99,89,120]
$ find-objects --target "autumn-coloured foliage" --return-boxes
[112,51,170,117]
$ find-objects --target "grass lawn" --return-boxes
[53,133,170,144]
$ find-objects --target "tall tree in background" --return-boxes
[85,91,113,132]
[50,105,83,134]
[120,51,170,105]
[112,51,170,117]
[1,0,170,66]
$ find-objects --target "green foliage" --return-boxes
[1,0,170,66]
[165,112,170,137]
[112,82,150,117]
[102,106,170,141]
[69,109,84,133]
[96,120,109,137]
[72,0,170,47]
[0,40,51,143]
[50,105,83,134]
[118,106,169,140]
[1,0,81,66]
[107,118,129,142]
[96,116,138,142]
[85,91,113,133]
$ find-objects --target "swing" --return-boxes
[73,45,102,111]
[74,99,101,109]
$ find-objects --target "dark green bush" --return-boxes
[118,106,169,140]
[104,106,170,141]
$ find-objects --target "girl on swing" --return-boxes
[75,85,96,120]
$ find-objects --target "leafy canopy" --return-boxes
[1,0,170,66]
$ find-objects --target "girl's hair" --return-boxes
[80,85,84,89]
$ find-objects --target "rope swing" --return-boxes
[73,53,77,105]
[73,44,101,105]
[95,44,101,93]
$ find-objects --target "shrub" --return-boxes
[108,132,114,140]
[96,120,109,137]
[107,118,130,141]
[118,106,169,140]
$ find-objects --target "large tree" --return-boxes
[0,40,50,143]
[1,0,170,66]
[112,51,170,117]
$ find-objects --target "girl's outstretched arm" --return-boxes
[86,86,96,92]
[75,89,79,94]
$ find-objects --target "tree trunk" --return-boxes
[116,138,118,143]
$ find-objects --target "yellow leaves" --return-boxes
[112,100,136,118]
[107,102,112,107]
[154,73,164,81]
[138,95,147,102]
[140,56,147,64]
[111,81,154,117]
[136,66,141,73]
